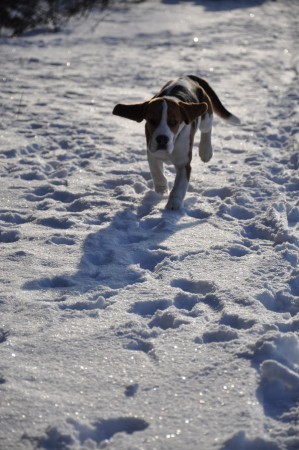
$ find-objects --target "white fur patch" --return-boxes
[199,113,213,133]
[150,101,175,154]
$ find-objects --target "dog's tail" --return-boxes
[189,75,240,125]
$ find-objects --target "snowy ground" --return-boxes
[0,0,299,449]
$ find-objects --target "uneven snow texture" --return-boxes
[0,0,298,449]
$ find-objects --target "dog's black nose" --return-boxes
[156,135,169,146]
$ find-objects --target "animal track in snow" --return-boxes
[59,296,108,312]
[35,216,74,230]
[173,293,201,312]
[244,331,299,421]
[0,229,21,243]
[202,186,233,200]
[256,289,299,316]
[221,430,280,450]
[0,329,9,344]
[26,185,101,215]
[0,329,9,385]
[200,325,239,344]
[46,234,76,246]
[242,202,299,246]
[226,244,251,258]
[289,269,299,297]
[131,249,169,272]
[171,279,223,312]
[125,383,139,397]
[129,299,171,317]
[220,312,256,330]
[171,278,216,295]
[257,359,299,420]
[129,299,190,331]
[125,338,158,363]
[277,317,299,333]
[70,417,149,445]
[0,211,31,225]
[185,208,212,220]
[23,275,75,290]
[219,204,254,221]
[33,416,149,449]
[148,308,190,330]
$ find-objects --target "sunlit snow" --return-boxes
[0,1,298,449]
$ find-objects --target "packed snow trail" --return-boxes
[0,1,298,449]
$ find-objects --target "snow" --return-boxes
[0,0,298,449]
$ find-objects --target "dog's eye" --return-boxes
[148,118,158,126]
[168,120,178,127]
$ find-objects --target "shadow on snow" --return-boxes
[23,192,202,294]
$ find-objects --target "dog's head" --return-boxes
[113,98,207,157]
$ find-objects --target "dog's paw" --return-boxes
[199,145,213,163]
[165,197,183,211]
[154,185,169,195]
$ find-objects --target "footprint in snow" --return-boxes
[26,185,100,214]
[69,416,149,445]
[23,275,75,290]
[46,234,76,246]
[35,216,74,230]
[227,244,251,257]
[0,329,9,344]
[59,296,108,312]
[196,325,238,344]
[129,299,171,317]
[221,430,280,450]
[131,249,169,272]
[256,288,299,316]
[185,208,212,220]
[242,203,299,246]
[129,300,190,331]
[173,293,202,312]
[29,416,149,449]
[0,329,9,385]
[171,278,223,311]
[148,308,190,330]
[0,211,31,225]
[124,338,158,363]
[171,278,216,295]
[220,312,256,330]
[124,383,139,397]
[257,359,299,420]
[202,186,233,200]
[0,229,21,243]
[218,204,254,221]
[243,331,299,421]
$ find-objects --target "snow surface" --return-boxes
[0,0,299,449]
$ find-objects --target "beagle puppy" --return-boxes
[113,75,240,210]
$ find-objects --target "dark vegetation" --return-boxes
[0,0,140,36]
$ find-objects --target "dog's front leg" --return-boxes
[147,152,168,194]
[165,163,190,210]
[199,113,213,163]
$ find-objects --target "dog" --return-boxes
[113,75,240,210]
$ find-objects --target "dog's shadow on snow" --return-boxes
[23,191,207,296]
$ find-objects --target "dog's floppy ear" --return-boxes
[113,102,149,123]
[179,102,208,124]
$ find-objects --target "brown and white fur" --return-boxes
[113,75,240,210]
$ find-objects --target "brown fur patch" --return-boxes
[144,99,184,138]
